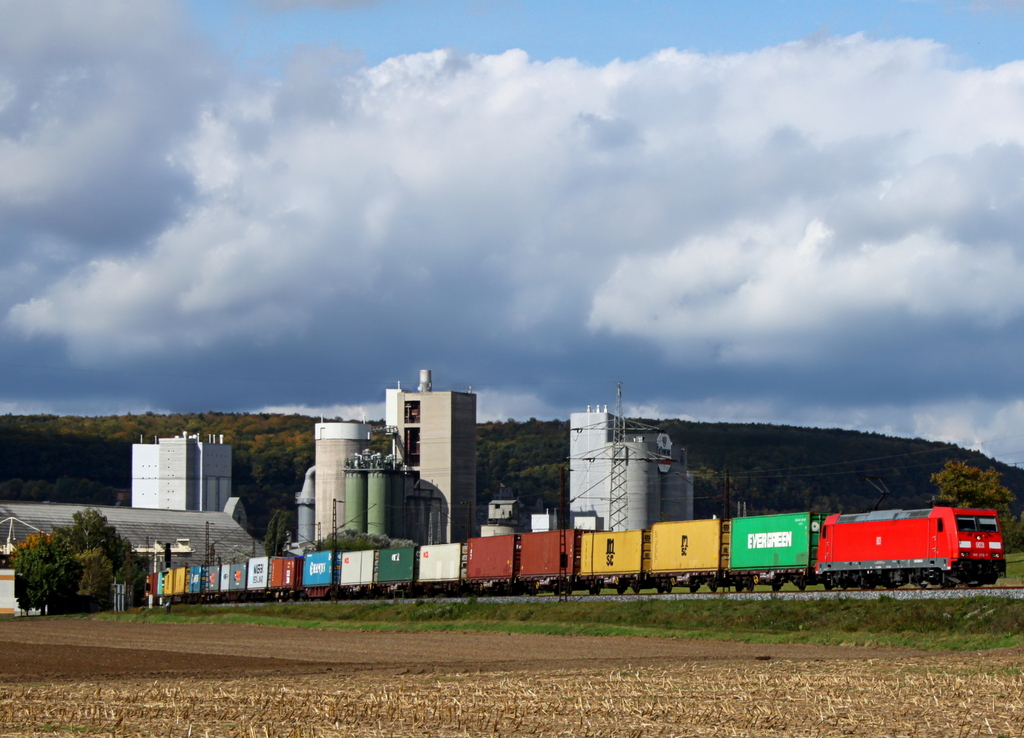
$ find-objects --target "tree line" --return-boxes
[3,413,1024,540]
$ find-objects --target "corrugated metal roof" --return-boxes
[0,501,261,564]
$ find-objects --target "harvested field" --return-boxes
[4,662,1024,737]
[2,618,1024,736]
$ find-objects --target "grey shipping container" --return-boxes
[338,550,375,586]
[228,563,247,591]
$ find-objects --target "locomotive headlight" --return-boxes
[959,540,972,549]
[990,542,1003,550]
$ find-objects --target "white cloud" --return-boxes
[4,17,1024,447]
[258,402,385,422]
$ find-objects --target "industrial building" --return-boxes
[569,406,694,531]
[0,500,258,570]
[132,433,232,512]
[386,370,477,544]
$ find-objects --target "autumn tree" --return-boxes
[931,461,1023,551]
[931,461,1014,514]
[12,532,83,614]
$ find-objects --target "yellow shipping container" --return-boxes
[169,567,187,595]
[650,519,725,574]
[580,529,650,576]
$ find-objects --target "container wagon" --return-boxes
[518,530,582,593]
[466,535,520,593]
[338,549,375,596]
[580,529,650,594]
[730,513,824,591]
[302,550,338,599]
[649,519,728,593]
[417,543,464,596]
[375,547,417,597]
[269,557,304,600]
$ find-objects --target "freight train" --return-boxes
[147,506,1005,604]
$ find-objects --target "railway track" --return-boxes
[192,584,1024,608]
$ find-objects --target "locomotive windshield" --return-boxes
[956,515,999,532]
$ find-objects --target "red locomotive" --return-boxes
[817,506,1005,589]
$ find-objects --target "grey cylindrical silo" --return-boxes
[345,470,368,533]
[296,466,316,545]
[623,441,660,530]
[659,463,686,522]
[367,471,388,536]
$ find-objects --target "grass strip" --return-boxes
[101,595,1024,651]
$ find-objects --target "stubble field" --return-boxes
[2,618,1023,737]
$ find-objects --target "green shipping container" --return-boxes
[375,547,417,584]
[729,513,826,570]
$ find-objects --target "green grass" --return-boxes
[101,596,1024,652]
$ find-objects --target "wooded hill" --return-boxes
[1,413,1021,537]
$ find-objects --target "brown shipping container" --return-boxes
[466,535,520,580]
[270,557,303,589]
[519,530,582,577]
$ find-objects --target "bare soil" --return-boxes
[0,617,921,682]
[3,618,1024,736]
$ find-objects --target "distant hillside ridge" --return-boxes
[0,413,1020,536]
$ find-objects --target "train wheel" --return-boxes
[616,581,629,595]
[589,583,602,595]
[689,583,700,593]
[823,578,833,591]
[771,581,783,592]
[795,576,807,591]
[708,581,718,593]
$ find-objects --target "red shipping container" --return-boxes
[270,557,303,589]
[146,572,158,597]
[466,535,520,581]
[519,530,582,578]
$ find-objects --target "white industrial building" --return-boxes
[569,407,694,531]
[132,433,232,512]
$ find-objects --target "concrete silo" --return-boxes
[314,422,371,542]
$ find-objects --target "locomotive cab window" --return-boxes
[978,516,999,532]
[956,515,977,532]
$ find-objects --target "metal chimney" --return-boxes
[419,369,432,393]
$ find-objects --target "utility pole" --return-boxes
[558,465,569,602]
[724,468,731,520]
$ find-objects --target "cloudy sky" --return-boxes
[4,0,1024,461]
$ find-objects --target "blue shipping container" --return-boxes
[188,565,205,594]
[303,550,337,587]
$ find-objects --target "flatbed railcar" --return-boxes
[145,506,1006,604]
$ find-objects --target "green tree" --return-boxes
[931,461,1015,514]
[54,508,145,608]
[54,508,129,565]
[263,510,292,556]
[12,532,83,614]
[76,547,113,609]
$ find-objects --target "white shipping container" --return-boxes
[247,556,270,589]
[338,550,374,586]
[417,543,463,582]
[220,564,231,591]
